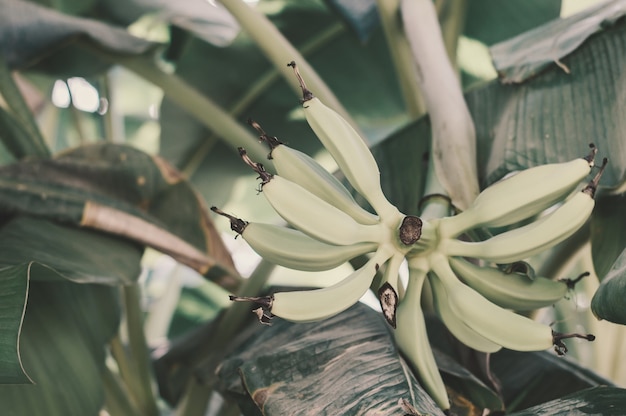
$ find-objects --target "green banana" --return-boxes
[239,148,386,246]
[430,253,554,351]
[211,207,377,271]
[249,119,380,225]
[438,146,597,238]
[443,158,606,264]
[269,247,393,322]
[448,257,569,311]
[428,271,502,353]
[289,62,402,224]
[395,258,449,411]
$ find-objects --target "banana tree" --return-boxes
[1,0,625,415]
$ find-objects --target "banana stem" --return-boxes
[122,283,159,416]
[374,0,426,118]
[218,0,363,135]
[400,0,479,210]
[419,145,452,221]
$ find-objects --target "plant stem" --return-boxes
[420,147,452,220]
[400,0,479,210]
[436,0,468,71]
[218,0,363,135]
[102,364,142,416]
[92,50,269,165]
[181,22,345,179]
[375,0,426,118]
[176,258,277,416]
[0,55,50,158]
[123,283,159,416]
[109,334,143,409]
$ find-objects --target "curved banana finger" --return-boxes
[239,148,386,245]
[428,272,502,353]
[438,146,597,238]
[211,208,377,271]
[430,253,554,351]
[269,247,392,322]
[443,158,607,264]
[395,259,450,411]
[448,257,568,310]
[249,119,380,225]
[289,62,401,224]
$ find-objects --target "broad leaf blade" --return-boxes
[590,194,626,280]
[0,263,30,384]
[0,144,238,288]
[466,18,626,189]
[217,302,444,416]
[508,386,626,415]
[1,279,120,415]
[491,1,626,83]
[591,248,626,324]
[490,349,613,411]
[0,216,142,284]
[1,0,157,75]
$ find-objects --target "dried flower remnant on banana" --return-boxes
[211,61,607,412]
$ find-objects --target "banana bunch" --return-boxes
[213,62,606,411]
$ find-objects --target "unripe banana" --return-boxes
[269,247,393,322]
[428,272,502,353]
[443,158,606,264]
[288,62,402,224]
[448,257,569,311]
[239,148,386,245]
[395,258,449,410]
[438,146,597,238]
[429,253,554,351]
[249,119,380,225]
[211,207,377,271]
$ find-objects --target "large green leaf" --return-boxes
[216,302,445,415]
[0,215,139,387]
[466,18,626,189]
[508,386,626,416]
[0,0,157,76]
[591,248,626,325]
[0,143,238,287]
[0,216,142,284]
[1,279,120,415]
[0,264,30,384]
[491,1,626,83]
[490,349,613,412]
[590,193,626,280]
